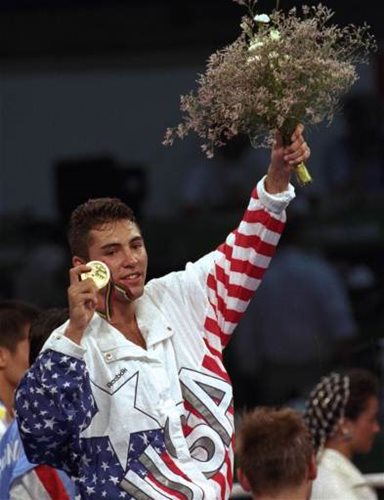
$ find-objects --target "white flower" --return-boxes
[270,29,281,41]
[254,14,270,23]
[248,38,264,51]
[247,55,261,64]
[268,51,279,59]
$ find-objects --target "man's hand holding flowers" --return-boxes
[266,124,310,194]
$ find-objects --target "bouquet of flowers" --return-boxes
[163,0,376,185]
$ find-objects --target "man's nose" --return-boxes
[122,248,137,266]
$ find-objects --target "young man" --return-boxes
[15,127,310,499]
[236,407,317,500]
[0,301,40,438]
[0,308,76,499]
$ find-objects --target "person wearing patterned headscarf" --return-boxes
[304,369,380,500]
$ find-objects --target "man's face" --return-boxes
[3,324,30,389]
[86,219,148,302]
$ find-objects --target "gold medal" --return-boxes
[81,260,110,289]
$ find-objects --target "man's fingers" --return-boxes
[68,278,98,307]
[69,264,92,285]
[274,130,284,149]
[83,292,99,309]
[284,142,310,165]
[291,123,304,141]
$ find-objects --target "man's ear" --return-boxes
[237,467,252,493]
[0,346,10,369]
[308,453,317,481]
[72,256,85,267]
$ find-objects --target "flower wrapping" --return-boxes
[163,0,376,186]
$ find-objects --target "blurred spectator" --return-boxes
[28,308,69,367]
[0,307,76,499]
[304,369,380,500]
[236,406,317,499]
[321,92,384,214]
[180,135,267,213]
[11,222,68,308]
[228,214,358,408]
[0,300,40,437]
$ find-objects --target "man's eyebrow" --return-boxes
[100,236,143,250]
[131,236,144,243]
[100,242,121,250]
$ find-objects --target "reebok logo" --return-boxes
[107,368,128,388]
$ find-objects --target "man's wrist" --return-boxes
[65,323,84,345]
[265,167,291,194]
[257,176,295,214]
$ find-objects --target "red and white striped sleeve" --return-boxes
[204,176,295,353]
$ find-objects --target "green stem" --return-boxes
[281,120,313,187]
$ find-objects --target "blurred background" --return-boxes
[1,0,384,479]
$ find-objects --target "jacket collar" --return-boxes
[90,291,174,353]
[321,449,370,488]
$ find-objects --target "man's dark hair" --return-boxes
[67,197,137,259]
[0,301,40,353]
[236,406,314,497]
[29,308,69,365]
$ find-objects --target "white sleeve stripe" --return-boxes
[213,267,263,292]
[237,221,282,245]
[230,248,271,268]
[217,243,273,269]
[209,308,237,333]
[210,283,249,312]
[208,334,223,352]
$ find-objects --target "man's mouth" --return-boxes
[120,272,141,283]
